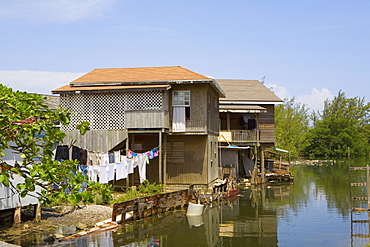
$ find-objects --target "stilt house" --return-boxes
[214,79,283,180]
[52,66,225,190]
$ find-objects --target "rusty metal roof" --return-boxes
[52,84,171,93]
[70,66,211,85]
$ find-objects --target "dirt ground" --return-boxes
[0,204,113,245]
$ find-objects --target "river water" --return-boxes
[15,158,370,246]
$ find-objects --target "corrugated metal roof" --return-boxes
[71,66,211,85]
[215,79,282,103]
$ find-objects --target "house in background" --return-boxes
[214,79,283,182]
[52,66,225,190]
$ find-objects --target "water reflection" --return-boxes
[15,158,370,247]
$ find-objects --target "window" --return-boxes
[166,141,185,163]
[173,91,190,106]
[172,91,191,126]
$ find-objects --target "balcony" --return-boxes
[219,130,259,144]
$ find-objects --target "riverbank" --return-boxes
[0,204,112,245]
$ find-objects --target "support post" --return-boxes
[35,201,41,222]
[126,137,129,190]
[14,207,21,224]
[367,165,370,209]
[260,148,265,184]
[159,131,162,184]
[163,134,167,192]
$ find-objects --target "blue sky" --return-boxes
[1,0,369,112]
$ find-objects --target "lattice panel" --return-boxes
[125,91,163,111]
[60,93,125,131]
[60,91,163,131]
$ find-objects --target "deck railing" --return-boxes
[228,130,259,143]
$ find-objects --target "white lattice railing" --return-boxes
[60,91,164,131]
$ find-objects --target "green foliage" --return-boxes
[138,180,163,195]
[111,180,163,203]
[304,91,370,158]
[88,182,112,204]
[0,84,99,206]
[275,98,310,159]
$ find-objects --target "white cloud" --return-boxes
[297,88,334,112]
[265,83,335,112]
[0,70,84,95]
[0,0,116,23]
[265,83,290,100]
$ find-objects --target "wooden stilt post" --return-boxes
[35,201,41,222]
[261,148,265,184]
[163,134,167,192]
[14,207,21,224]
[158,131,162,184]
[126,137,129,190]
[367,165,370,209]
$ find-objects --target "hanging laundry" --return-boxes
[99,164,109,184]
[108,163,115,182]
[101,153,109,166]
[116,162,128,180]
[55,145,69,161]
[126,157,134,174]
[114,151,121,163]
[72,145,81,163]
[108,152,115,163]
[127,150,133,159]
[138,154,147,183]
[80,148,88,165]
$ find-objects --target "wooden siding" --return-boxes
[61,129,128,152]
[207,85,220,135]
[166,135,208,185]
[259,105,275,125]
[169,84,207,133]
[125,110,169,129]
[259,124,276,145]
[207,134,219,183]
[258,105,276,145]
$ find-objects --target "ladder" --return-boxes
[349,165,370,246]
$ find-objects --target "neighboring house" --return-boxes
[52,66,225,190]
[214,79,283,180]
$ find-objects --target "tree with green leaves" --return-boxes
[304,91,370,158]
[275,98,310,159]
[0,84,94,205]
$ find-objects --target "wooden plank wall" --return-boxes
[166,135,208,185]
[258,104,276,145]
[125,110,169,129]
[169,84,207,133]
[61,129,128,152]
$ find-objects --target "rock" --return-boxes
[53,233,65,239]
[61,225,76,235]
[43,234,55,243]
[75,222,88,230]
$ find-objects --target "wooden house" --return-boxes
[52,66,225,190]
[214,79,282,181]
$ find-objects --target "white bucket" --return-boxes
[186,202,204,216]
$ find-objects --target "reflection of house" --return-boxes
[215,79,282,181]
[52,66,225,189]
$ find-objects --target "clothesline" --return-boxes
[54,145,159,184]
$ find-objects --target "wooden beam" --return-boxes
[159,131,162,184]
